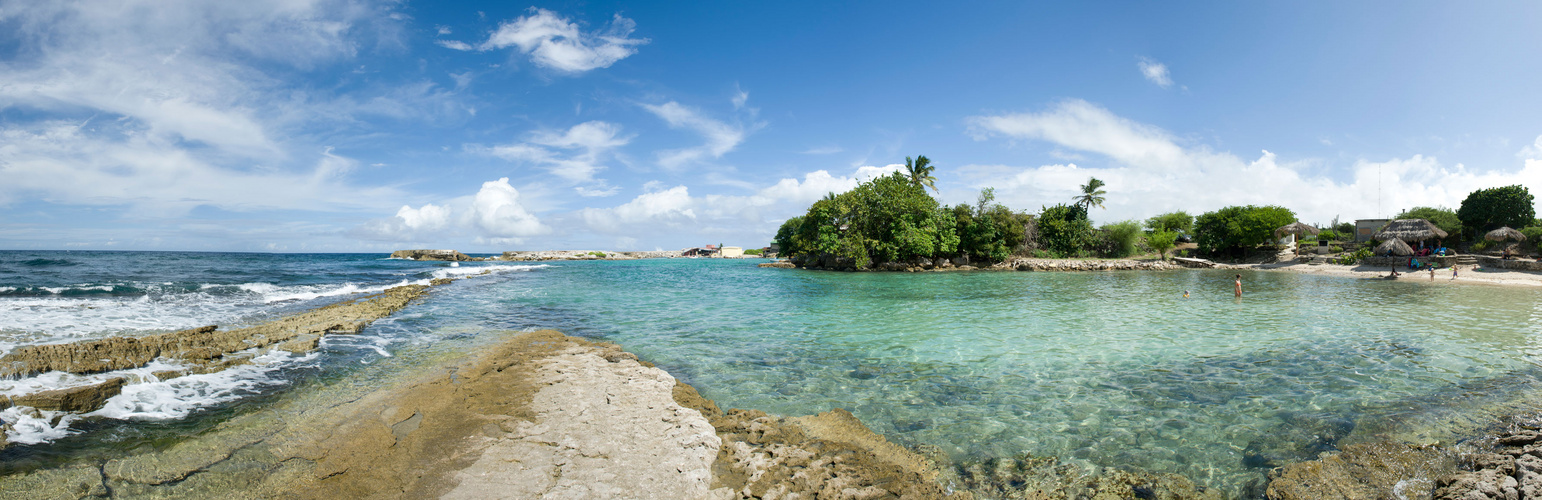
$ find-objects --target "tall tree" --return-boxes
[904,155,938,193]
[1457,185,1536,236]
[1073,177,1107,210]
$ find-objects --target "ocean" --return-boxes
[3,250,1541,495]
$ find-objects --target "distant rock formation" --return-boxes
[390,249,473,261]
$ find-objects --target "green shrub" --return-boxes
[744,248,764,256]
[1146,230,1178,260]
[1337,248,1372,265]
[780,172,963,268]
[952,188,1031,262]
[1194,205,1298,256]
[1101,220,1143,258]
[1329,246,1343,253]
[589,251,606,257]
[1523,227,1542,253]
[1317,230,1341,242]
[1472,240,1494,252]
[1146,211,1194,234]
[1038,204,1095,258]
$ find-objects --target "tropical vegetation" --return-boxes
[1457,185,1535,235]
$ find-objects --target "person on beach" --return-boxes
[1451,265,1459,280]
[1234,274,1242,297]
[1429,267,1435,280]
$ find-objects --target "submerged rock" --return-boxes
[1265,440,1457,500]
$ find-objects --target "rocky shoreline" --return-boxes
[391,248,695,262]
[0,270,496,450]
[765,256,1182,272]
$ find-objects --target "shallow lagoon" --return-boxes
[480,259,1542,494]
[5,253,1542,496]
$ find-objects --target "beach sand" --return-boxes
[1249,261,1542,288]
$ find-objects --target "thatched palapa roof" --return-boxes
[1374,238,1414,256]
[1374,219,1448,242]
[1485,226,1526,242]
[1273,222,1320,238]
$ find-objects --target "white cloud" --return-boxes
[581,186,696,233]
[436,39,474,51]
[801,146,844,155]
[472,8,647,73]
[0,121,400,214]
[1519,135,1542,159]
[732,84,750,110]
[1138,57,1173,88]
[395,203,451,231]
[642,101,751,168]
[471,178,548,238]
[482,120,630,185]
[966,101,1542,224]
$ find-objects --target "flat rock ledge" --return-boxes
[0,270,501,450]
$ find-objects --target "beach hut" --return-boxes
[1373,219,1449,243]
[1374,238,1414,256]
[1274,222,1321,255]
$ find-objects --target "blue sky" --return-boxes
[2,1,1540,252]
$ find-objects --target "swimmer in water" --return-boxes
[1183,290,1190,298]
[1234,274,1242,297]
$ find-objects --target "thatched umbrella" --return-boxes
[1275,222,1321,255]
[1274,222,1321,239]
[1485,226,1526,242]
[1374,219,1449,243]
[1374,238,1414,256]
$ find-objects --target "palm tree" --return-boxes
[1073,177,1107,210]
[904,155,938,193]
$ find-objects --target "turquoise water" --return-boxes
[6,252,1542,496]
[456,259,1542,494]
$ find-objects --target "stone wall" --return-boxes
[1476,256,1542,271]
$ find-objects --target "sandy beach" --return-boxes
[1250,260,1542,288]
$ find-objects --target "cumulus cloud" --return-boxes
[581,185,697,233]
[356,178,548,243]
[1138,57,1173,88]
[965,100,1542,224]
[471,178,548,238]
[642,102,752,168]
[462,8,647,73]
[481,120,629,190]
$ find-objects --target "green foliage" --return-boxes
[1100,220,1143,258]
[1037,204,1095,257]
[1395,206,1463,241]
[1472,239,1494,252]
[1337,247,1372,265]
[1317,230,1341,242]
[904,155,938,193]
[1193,205,1298,255]
[1329,246,1343,253]
[1145,211,1194,234]
[1334,222,1354,235]
[780,173,959,267]
[951,188,1030,262]
[588,251,606,257]
[774,216,803,256]
[1523,227,1542,252]
[1146,230,1178,260]
[1073,177,1107,211]
[743,248,763,256]
[1458,185,1536,236]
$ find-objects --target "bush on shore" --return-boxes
[1194,205,1297,257]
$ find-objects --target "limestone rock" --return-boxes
[390,249,472,261]
[1266,441,1457,500]
[0,464,107,499]
[11,377,126,413]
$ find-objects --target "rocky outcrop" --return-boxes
[0,284,432,379]
[1433,428,1542,499]
[390,249,474,261]
[498,250,684,261]
[9,377,126,413]
[757,261,795,268]
[952,454,1221,500]
[1265,441,1457,500]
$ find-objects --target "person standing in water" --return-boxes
[1234,274,1243,297]
[1451,265,1460,280]
[1429,266,1435,280]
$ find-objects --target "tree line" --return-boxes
[773,155,1539,269]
